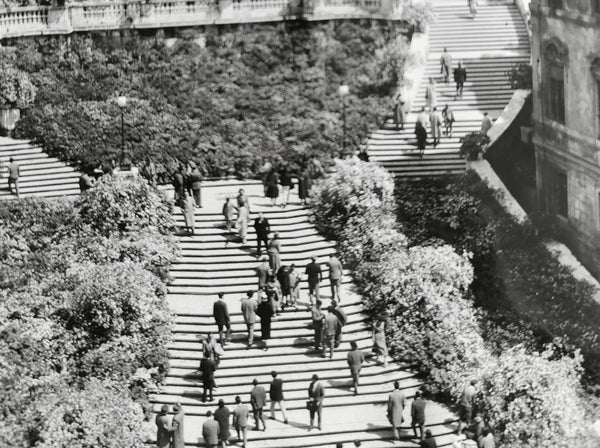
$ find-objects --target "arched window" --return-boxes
[544,41,568,123]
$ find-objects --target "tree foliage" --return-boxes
[10,22,410,180]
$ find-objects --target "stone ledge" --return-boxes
[486,88,530,148]
[468,159,600,303]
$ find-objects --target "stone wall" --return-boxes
[530,0,600,279]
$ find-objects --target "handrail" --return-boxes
[0,0,405,39]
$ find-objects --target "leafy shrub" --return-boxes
[311,159,599,446]
[10,22,406,179]
[76,176,174,235]
[459,131,490,160]
[31,380,148,448]
[68,262,171,348]
[401,0,435,33]
[507,63,533,90]
[0,62,36,108]
[480,345,593,448]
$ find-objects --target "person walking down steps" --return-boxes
[440,47,453,84]
[429,107,443,149]
[307,374,325,431]
[269,371,289,424]
[468,0,478,18]
[454,62,467,99]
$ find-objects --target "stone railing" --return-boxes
[0,0,402,39]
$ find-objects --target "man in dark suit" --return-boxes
[255,256,270,295]
[347,340,365,395]
[187,164,203,207]
[387,381,406,441]
[453,62,467,98]
[155,404,173,448]
[250,378,267,431]
[305,256,323,304]
[202,411,220,448]
[213,292,231,346]
[269,371,288,424]
[200,355,217,402]
[411,390,427,441]
[253,212,270,256]
[331,300,347,347]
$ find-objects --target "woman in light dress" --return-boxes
[372,319,388,366]
[181,191,196,235]
[425,77,437,111]
[237,203,249,244]
[468,0,478,18]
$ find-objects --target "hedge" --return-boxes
[311,159,598,447]
[7,21,410,180]
[0,176,178,447]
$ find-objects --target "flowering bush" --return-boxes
[0,177,177,447]
[0,63,36,108]
[311,159,599,446]
[76,175,174,235]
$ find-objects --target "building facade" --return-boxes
[530,0,600,277]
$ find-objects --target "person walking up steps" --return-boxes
[288,264,301,307]
[202,411,220,448]
[307,374,325,431]
[237,202,249,245]
[430,107,443,148]
[233,396,250,448]
[253,212,270,257]
[393,92,406,131]
[442,104,455,137]
[322,306,339,359]
[305,256,322,304]
[411,390,427,442]
[257,293,274,349]
[347,340,365,395]
[7,158,20,199]
[372,319,388,366]
[250,378,267,431]
[241,291,258,348]
[155,404,174,448]
[454,62,467,99]
[425,78,437,110]
[267,232,282,273]
[387,381,406,442]
[415,121,428,158]
[214,399,231,448]
[440,48,453,84]
[480,112,493,136]
[331,300,347,347]
[199,354,217,402]
[311,299,324,350]
[213,293,231,346]
[222,198,236,232]
[327,254,343,300]
[416,107,429,131]
[421,429,438,448]
[255,256,270,296]
[269,371,288,424]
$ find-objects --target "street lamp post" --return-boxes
[338,84,349,154]
[117,95,127,166]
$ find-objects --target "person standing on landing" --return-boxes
[279,166,294,207]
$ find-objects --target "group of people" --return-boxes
[261,157,325,207]
[391,46,494,158]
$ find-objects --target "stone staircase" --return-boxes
[368,0,530,178]
[0,137,80,198]
[152,183,457,447]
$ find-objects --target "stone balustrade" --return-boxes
[0,0,400,39]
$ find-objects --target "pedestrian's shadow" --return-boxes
[326,378,352,391]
